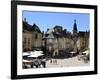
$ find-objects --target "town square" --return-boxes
[22,11,90,69]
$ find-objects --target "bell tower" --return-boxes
[72,20,78,52]
[73,20,78,35]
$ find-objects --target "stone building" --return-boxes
[45,25,74,57]
[31,24,42,50]
[72,20,89,52]
[77,31,89,51]
[23,18,89,57]
[23,19,43,52]
[72,20,78,52]
[44,20,89,57]
[23,30,32,51]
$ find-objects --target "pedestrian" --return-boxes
[42,61,46,68]
[53,59,55,64]
[50,59,52,64]
[35,61,39,68]
[42,59,46,68]
[55,59,57,64]
[34,59,39,68]
[37,59,41,68]
[53,55,56,64]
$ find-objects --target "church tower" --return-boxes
[73,20,78,35]
[72,20,78,52]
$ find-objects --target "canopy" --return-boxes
[28,51,44,58]
[30,51,43,55]
[28,54,44,58]
[23,52,30,56]
[83,50,89,55]
[23,59,32,62]
[70,51,76,54]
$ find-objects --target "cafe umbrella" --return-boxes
[23,52,31,60]
[70,51,76,56]
[28,52,44,58]
[28,51,44,68]
[82,50,89,55]
[23,52,30,56]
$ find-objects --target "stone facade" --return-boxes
[31,30,42,50]
[23,30,32,51]
[45,25,74,57]
[77,31,89,51]
[22,18,89,57]
[23,19,43,52]
[45,20,89,57]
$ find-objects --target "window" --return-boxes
[23,37,27,47]
[35,34,38,39]
[28,37,30,47]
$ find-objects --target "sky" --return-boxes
[22,11,90,33]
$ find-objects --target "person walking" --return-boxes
[50,59,52,64]
[42,59,46,68]
[55,59,57,65]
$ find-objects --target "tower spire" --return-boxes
[73,19,78,34]
[73,19,77,31]
[74,19,76,23]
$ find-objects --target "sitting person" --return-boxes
[41,59,46,68]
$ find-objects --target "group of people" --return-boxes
[32,58,46,68]
[23,58,46,69]
[50,59,57,64]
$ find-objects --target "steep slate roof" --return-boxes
[54,25,63,30]
[46,33,55,39]
[53,25,64,37]
[78,31,89,37]
[45,25,72,38]
[23,21,32,31]
[32,24,41,33]
[23,21,41,33]
[46,28,54,34]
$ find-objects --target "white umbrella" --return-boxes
[23,52,30,56]
[70,51,76,54]
[28,54,39,58]
[37,53,44,56]
[28,51,44,57]
[30,51,43,55]
[28,54,44,58]
[83,50,89,55]
[28,51,44,58]
[23,59,32,62]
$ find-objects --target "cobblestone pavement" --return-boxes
[46,56,90,68]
